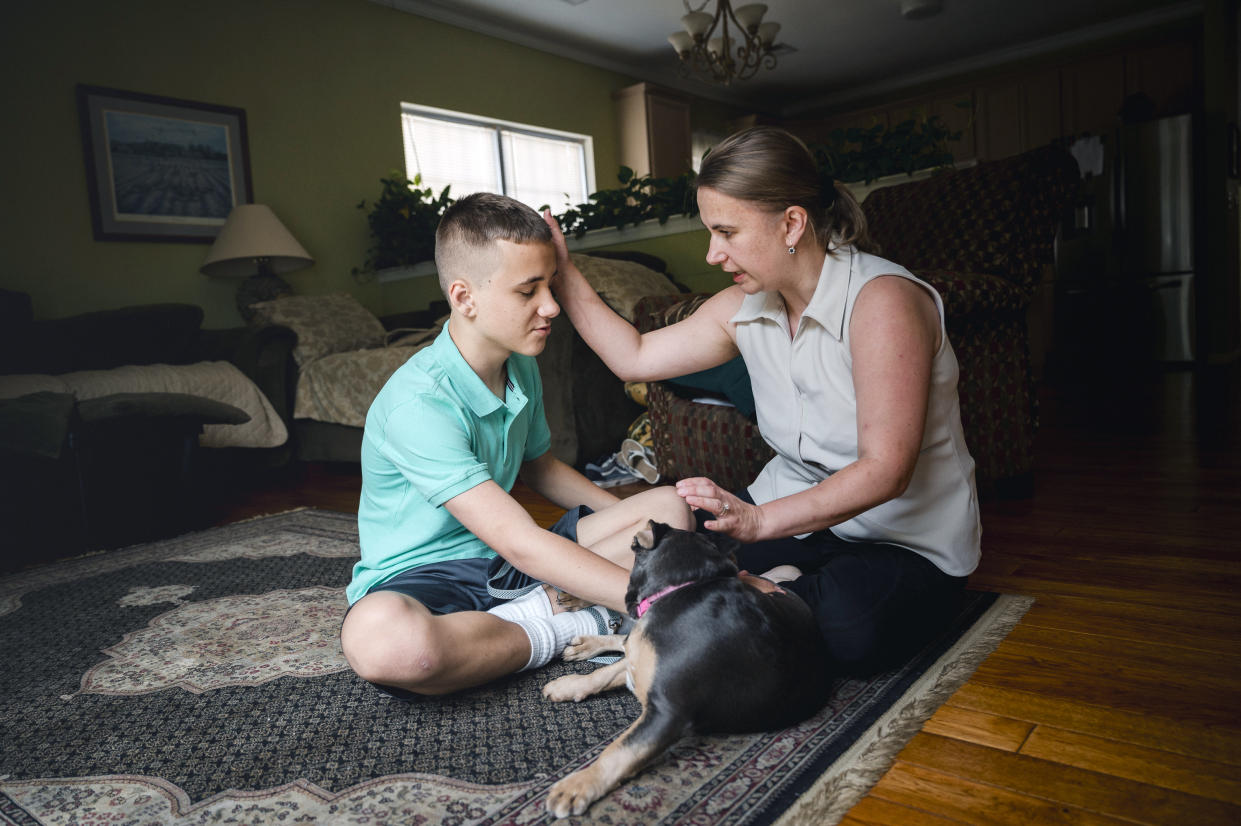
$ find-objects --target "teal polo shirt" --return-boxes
[349,324,552,604]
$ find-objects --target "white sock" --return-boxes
[508,605,615,669]
[486,586,554,622]
[510,606,617,672]
[549,605,615,648]
[512,617,558,671]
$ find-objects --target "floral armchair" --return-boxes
[633,143,1079,496]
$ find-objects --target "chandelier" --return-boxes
[667,1,781,86]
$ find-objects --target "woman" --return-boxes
[545,126,980,673]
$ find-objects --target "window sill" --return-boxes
[843,159,978,203]
[375,214,703,283]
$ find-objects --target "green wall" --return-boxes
[0,0,659,327]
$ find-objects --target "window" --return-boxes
[400,104,595,213]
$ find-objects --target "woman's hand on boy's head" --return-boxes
[542,209,571,269]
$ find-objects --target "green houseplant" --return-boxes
[353,171,454,280]
[810,112,965,185]
[548,166,698,239]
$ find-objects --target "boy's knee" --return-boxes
[341,592,444,690]
[655,485,694,530]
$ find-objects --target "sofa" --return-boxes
[633,143,1080,497]
[253,251,684,468]
[633,294,772,494]
[0,290,295,567]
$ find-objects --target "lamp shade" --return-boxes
[733,4,767,30]
[681,11,714,38]
[200,204,314,278]
[667,30,693,55]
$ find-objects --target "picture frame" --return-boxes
[76,84,253,243]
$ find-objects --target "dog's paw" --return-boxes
[562,635,595,661]
[542,674,594,703]
[562,633,624,661]
[546,770,603,818]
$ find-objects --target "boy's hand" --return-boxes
[548,584,590,613]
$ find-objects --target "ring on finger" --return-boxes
[720,501,730,516]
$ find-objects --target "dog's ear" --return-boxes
[631,523,655,552]
[631,520,670,553]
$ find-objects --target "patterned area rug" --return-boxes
[0,509,1030,825]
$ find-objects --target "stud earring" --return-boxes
[788,246,796,255]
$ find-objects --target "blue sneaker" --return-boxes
[583,453,616,475]
[584,453,642,488]
[583,605,631,663]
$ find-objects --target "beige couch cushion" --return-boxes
[571,253,681,323]
[249,294,386,366]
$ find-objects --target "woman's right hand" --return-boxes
[542,209,573,274]
[675,476,765,543]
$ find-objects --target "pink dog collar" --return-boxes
[635,582,693,618]
[635,573,765,618]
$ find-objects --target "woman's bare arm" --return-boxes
[543,210,740,382]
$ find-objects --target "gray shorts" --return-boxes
[348,505,592,701]
[360,504,592,615]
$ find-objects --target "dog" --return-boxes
[541,520,833,819]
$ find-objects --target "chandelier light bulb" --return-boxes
[671,0,782,86]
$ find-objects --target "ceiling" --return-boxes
[375,0,1201,116]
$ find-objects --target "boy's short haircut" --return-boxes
[435,192,553,292]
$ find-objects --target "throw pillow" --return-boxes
[647,295,756,418]
[658,293,711,326]
[248,293,386,366]
[571,253,681,323]
[667,358,756,419]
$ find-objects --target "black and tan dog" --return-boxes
[541,520,833,819]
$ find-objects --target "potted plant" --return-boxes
[810,111,965,185]
[548,166,699,239]
[353,171,454,280]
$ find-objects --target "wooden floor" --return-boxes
[209,366,1241,825]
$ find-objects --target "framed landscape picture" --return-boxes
[76,84,253,242]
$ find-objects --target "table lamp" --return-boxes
[200,204,314,320]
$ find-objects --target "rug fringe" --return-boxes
[774,593,1035,826]
[230,505,313,524]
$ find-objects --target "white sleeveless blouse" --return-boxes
[732,246,981,577]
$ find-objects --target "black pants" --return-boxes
[700,496,968,675]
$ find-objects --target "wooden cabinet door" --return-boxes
[612,83,692,179]
[1061,53,1126,137]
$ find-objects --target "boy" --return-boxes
[341,192,691,697]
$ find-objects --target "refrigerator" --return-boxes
[1116,114,1197,364]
